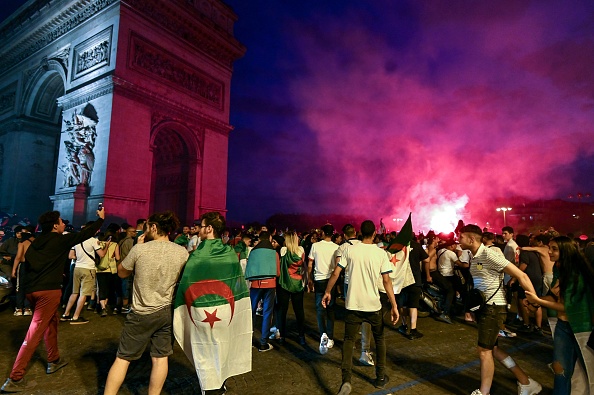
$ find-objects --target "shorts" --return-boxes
[476,304,506,350]
[396,285,421,309]
[72,267,96,296]
[117,306,174,360]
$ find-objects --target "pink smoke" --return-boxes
[283,1,594,232]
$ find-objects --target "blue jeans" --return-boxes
[553,319,584,395]
[314,280,335,339]
[250,287,276,346]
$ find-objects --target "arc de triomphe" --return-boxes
[0,0,245,226]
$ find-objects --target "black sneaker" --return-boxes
[407,329,424,340]
[46,358,68,374]
[70,317,89,325]
[373,374,390,389]
[518,324,532,333]
[60,314,72,322]
[298,336,306,346]
[257,343,273,352]
[100,309,107,317]
[112,307,119,315]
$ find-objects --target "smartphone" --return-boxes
[98,202,103,211]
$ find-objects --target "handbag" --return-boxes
[467,273,503,312]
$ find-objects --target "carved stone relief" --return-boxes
[129,33,224,110]
[0,83,17,115]
[72,26,112,81]
[0,0,117,73]
[58,103,99,187]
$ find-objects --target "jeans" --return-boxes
[250,287,276,346]
[553,319,584,395]
[314,280,335,339]
[344,283,371,351]
[276,286,305,338]
[342,309,386,383]
[429,271,454,315]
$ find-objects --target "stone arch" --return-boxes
[14,63,66,217]
[21,60,67,118]
[149,121,202,224]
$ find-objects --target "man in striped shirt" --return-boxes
[459,225,542,395]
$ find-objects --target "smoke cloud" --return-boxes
[227,1,594,231]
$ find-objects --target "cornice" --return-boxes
[0,0,119,77]
[121,0,245,69]
[57,75,115,110]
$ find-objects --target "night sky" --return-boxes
[2,1,594,231]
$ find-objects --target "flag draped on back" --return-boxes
[173,239,252,393]
[279,251,304,293]
[385,213,415,294]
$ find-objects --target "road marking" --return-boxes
[368,340,545,394]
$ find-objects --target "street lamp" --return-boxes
[496,207,512,226]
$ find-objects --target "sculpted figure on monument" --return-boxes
[59,104,98,187]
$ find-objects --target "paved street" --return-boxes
[1,293,554,394]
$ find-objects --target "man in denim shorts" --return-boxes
[104,211,188,395]
[459,225,542,395]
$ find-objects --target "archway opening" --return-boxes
[151,128,191,223]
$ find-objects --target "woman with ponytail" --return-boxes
[276,231,307,346]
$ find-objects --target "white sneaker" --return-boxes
[517,378,542,395]
[498,329,517,338]
[269,329,280,340]
[319,333,329,354]
[470,390,483,395]
[23,308,32,316]
[359,350,374,366]
[14,309,23,316]
[327,339,334,349]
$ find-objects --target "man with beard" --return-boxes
[104,211,188,395]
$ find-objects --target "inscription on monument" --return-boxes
[129,34,224,110]
[72,26,113,81]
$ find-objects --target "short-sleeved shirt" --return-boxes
[335,238,361,285]
[437,248,458,277]
[520,250,542,295]
[469,244,508,305]
[121,240,188,315]
[71,237,101,269]
[339,243,392,312]
[409,240,429,286]
[308,240,339,281]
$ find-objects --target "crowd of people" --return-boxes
[0,210,593,395]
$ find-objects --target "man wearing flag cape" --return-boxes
[174,212,252,395]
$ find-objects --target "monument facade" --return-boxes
[0,0,245,225]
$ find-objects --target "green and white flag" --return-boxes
[385,213,415,294]
[174,239,252,393]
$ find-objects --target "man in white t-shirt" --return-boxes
[459,225,541,395]
[61,223,107,324]
[322,220,398,395]
[335,224,372,366]
[307,224,339,354]
[431,240,459,324]
[187,224,200,253]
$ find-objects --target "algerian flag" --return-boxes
[174,239,252,393]
[384,213,415,294]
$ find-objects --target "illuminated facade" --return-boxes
[0,0,244,225]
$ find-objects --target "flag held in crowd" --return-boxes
[174,239,252,394]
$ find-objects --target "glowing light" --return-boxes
[496,207,512,226]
